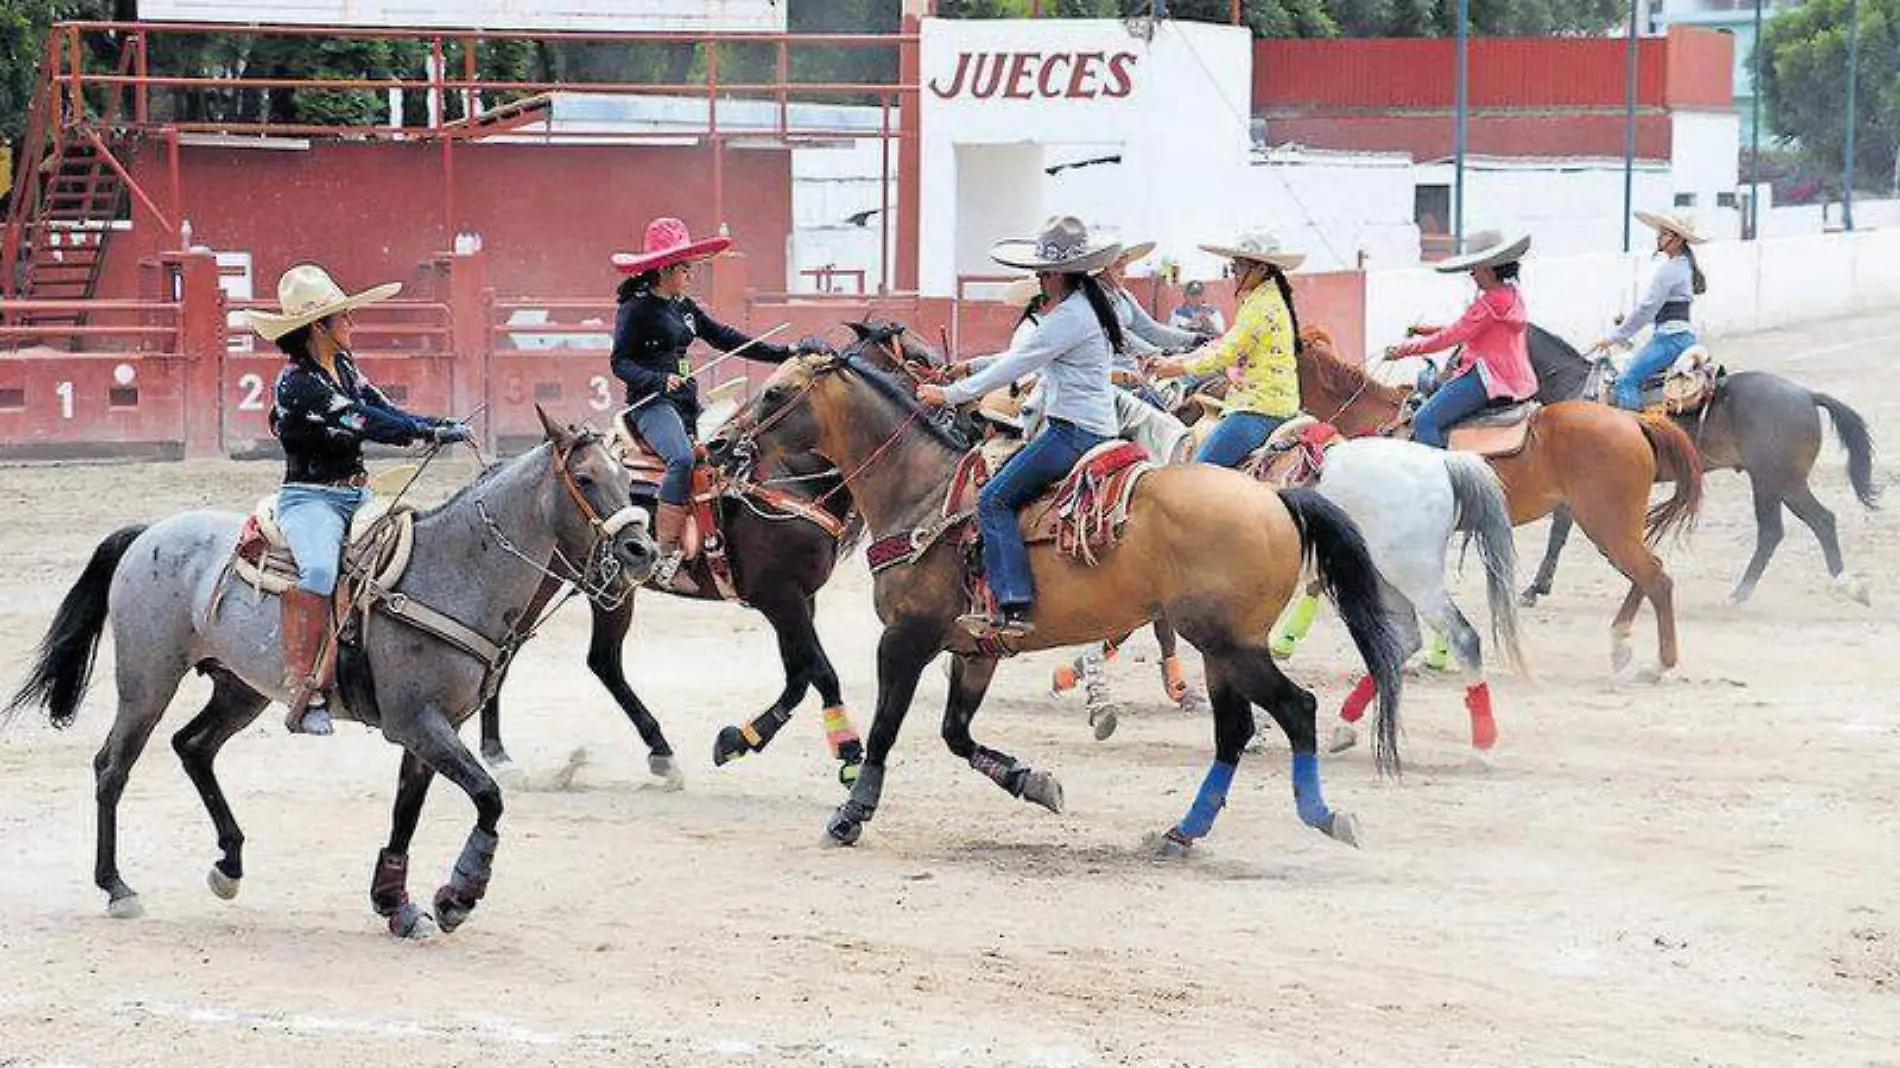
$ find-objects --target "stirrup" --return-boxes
[958,610,1035,639]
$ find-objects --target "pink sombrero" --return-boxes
[611,217,732,275]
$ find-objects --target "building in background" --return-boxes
[1648,0,1808,147]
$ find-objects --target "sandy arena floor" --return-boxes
[1,311,1899,1067]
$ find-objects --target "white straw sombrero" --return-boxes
[1198,227,1306,271]
[245,264,400,341]
[990,215,1122,274]
[1634,209,1707,245]
[1434,230,1531,274]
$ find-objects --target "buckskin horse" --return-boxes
[7,410,657,937]
[709,349,1407,853]
[1519,325,1878,607]
[1294,342,1704,681]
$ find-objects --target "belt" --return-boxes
[1657,300,1692,324]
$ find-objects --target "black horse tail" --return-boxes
[1812,392,1880,510]
[1278,488,1405,776]
[7,525,145,729]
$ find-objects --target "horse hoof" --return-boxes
[1609,642,1634,674]
[387,901,438,940]
[711,727,751,768]
[1464,750,1496,773]
[207,866,240,901]
[481,748,515,771]
[106,894,144,920]
[1177,691,1209,715]
[432,887,473,934]
[1517,589,1541,609]
[1020,770,1065,814]
[1328,724,1359,754]
[1832,573,1873,607]
[1727,586,1753,606]
[648,753,685,790]
[1323,811,1363,849]
[1149,830,1194,858]
[824,811,863,847]
[1090,708,1119,741]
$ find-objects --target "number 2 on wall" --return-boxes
[237,373,267,412]
[588,375,612,412]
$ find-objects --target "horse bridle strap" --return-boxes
[550,437,647,541]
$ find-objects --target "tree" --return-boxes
[1759,0,1898,195]
[0,0,120,145]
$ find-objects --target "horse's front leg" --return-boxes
[583,593,682,786]
[371,749,440,940]
[398,708,504,933]
[943,654,1064,813]
[827,622,940,846]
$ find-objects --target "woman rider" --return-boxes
[1146,227,1307,467]
[249,263,470,736]
[610,217,822,592]
[1100,238,1202,409]
[1382,230,1538,447]
[1593,210,1707,410]
[916,215,1124,640]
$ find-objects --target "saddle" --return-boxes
[1437,401,1540,458]
[1645,345,1722,416]
[610,404,849,603]
[1240,415,1345,487]
[229,494,415,602]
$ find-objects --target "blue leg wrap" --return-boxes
[1292,752,1331,829]
[1173,761,1236,840]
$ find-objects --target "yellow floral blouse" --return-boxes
[1184,283,1300,419]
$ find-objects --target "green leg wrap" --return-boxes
[1423,629,1450,672]
[1270,593,1322,658]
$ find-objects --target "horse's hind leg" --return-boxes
[1730,474,1787,605]
[1332,579,1420,755]
[583,595,680,786]
[94,657,188,918]
[941,654,1064,815]
[1413,592,1495,755]
[1783,483,1868,605]
[1227,649,1359,847]
[171,668,269,901]
[1521,505,1576,607]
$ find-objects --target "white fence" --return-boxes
[1363,227,1900,355]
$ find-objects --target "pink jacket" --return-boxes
[1391,285,1537,401]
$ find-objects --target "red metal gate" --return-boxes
[0,299,191,458]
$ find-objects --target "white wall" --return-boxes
[1416,160,1676,260]
[918,17,1252,296]
[955,144,1049,283]
[1669,110,1742,239]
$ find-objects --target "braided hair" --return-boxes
[1684,245,1707,296]
[1262,264,1306,355]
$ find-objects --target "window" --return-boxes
[1673,192,1697,208]
[1716,192,1738,209]
[1414,185,1451,234]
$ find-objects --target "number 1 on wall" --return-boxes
[56,381,73,420]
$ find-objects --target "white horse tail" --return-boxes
[1443,454,1527,675]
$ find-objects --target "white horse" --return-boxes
[1061,429,1527,759]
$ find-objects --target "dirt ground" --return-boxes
[2,311,1899,1068]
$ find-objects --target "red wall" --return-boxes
[98,140,791,303]
[1255,27,1731,112]
[1265,113,1673,162]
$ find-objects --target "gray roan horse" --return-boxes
[1522,326,1878,605]
[7,408,657,938]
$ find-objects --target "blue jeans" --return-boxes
[978,418,1107,609]
[633,402,696,505]
[1413,370,1490,449]
[1196,411,1286,469]
[277,484,367,596]
[1614,331,1696,410]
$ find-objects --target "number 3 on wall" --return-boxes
[237,373,267,412]
[588,375,612,412]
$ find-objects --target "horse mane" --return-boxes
[416,442,540,521]
[1529,324,1590,368]
[1301,345,1408,407]
[834,347,972,452]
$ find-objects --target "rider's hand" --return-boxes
[942,362,974,381]
[1405,323,1438,337]
[1146,356,1188,379]
[1382,344,1405,361]
[916,383,948,407]
[1588,338,1611,354]
[430,421,472,445]
[665,374,688,392]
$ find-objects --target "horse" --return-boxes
[1520,325,1878,607]
[707,349,1409,853]
[7,408,657,937]
[1293,341,1704,680]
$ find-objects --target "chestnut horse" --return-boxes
[709,351,1408,853]
[1296,345,1705,678]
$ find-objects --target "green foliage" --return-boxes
[1759,0,1898,194]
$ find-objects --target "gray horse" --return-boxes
[8,408,656,938]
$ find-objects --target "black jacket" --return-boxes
[271,352,436,485]
[610,288,792,427]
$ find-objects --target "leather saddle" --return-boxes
[231,493,415,606]
[943,439,1153,554]
[1439,400,1540,458]
[1239,415,1345,487]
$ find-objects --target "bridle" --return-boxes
[477,430,649,611]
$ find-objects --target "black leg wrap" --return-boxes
[370,848,410,917]
[839,763,884,822]
[448,828,499,903]
[970,745,1027,797]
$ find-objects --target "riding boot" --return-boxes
[650,502,701,595]
[281,587,334,735]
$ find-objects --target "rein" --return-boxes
[477,435,646,613]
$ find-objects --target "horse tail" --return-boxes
[1637,415,1704,548]
[1812,392,1880,510]
[7,525,145,729]
[1277,488,1405,776]
[1443,453,1527,676]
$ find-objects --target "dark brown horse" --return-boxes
[1520,325,1878,606]
[709,347,1408,853]
[1296,344,1705,679]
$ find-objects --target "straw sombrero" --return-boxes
[1198,227,1305,271]
[990,215,1122,274]
[1634,209,1707,245]
[1434,230,1531,274]
[976,386,1029,432]
[1111,239,1157,268]
[245,264,400,342]
[611,216,733,275]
